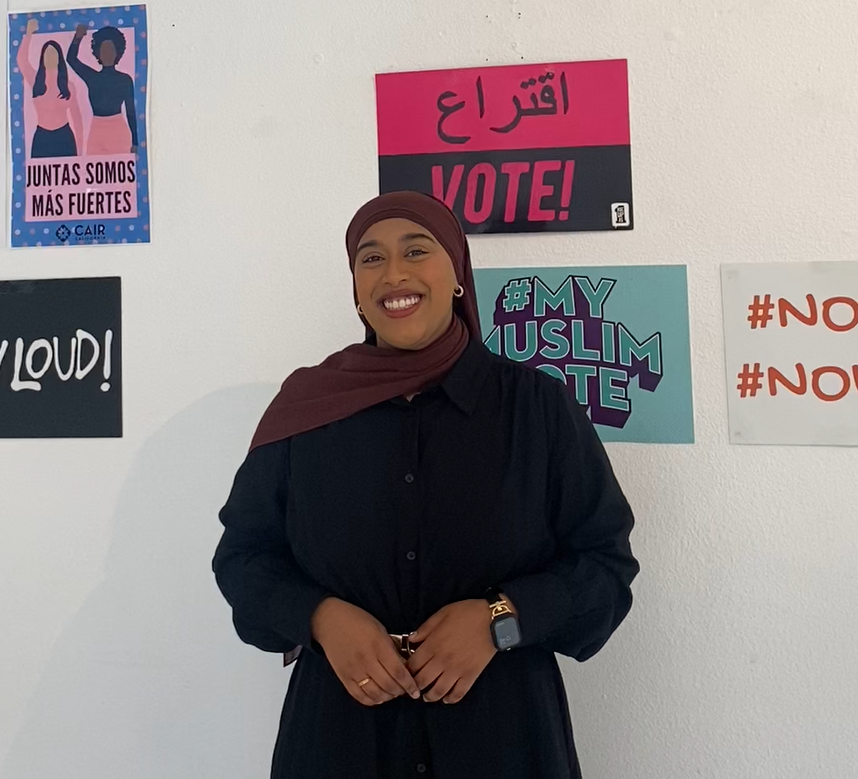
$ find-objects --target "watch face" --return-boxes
[492,615,522,650]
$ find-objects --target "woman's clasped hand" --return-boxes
[311,597,498,706]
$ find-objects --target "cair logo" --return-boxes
[55,224,107,244]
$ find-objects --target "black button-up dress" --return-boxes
[213,339,639,778]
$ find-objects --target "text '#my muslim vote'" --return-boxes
[486,275,661,429]
[474,266,694,445]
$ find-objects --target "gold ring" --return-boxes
[358,677,371,688]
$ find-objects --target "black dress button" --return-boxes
[405,473,415,483]
[416,764,427,774]
[406,550,417,561]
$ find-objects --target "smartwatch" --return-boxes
[484,587,522,651]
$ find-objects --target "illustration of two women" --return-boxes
[18,18,138,159]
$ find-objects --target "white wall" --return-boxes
[2,1,857,776]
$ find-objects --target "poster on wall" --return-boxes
[376,60,632,235]
[474,265,693,443]
[8,6,150,247]
[0,277,122,437]
[721,261,858,446]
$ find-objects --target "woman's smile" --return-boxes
[379,292,424,317]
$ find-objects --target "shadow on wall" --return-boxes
[3,384,288,779]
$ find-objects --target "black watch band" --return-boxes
[484,587,505,606]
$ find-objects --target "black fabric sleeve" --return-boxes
[500,382,640,661]
[66,37,96,83]
[213,439,331,661]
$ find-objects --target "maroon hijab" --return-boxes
[249,191,480,451]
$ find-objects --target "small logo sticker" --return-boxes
[55,225,71,243]
[611,203,631,228]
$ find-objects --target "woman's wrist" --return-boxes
[310,597,337,642]
[311,596,352,647]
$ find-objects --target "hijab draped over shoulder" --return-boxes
[249,191,480,451]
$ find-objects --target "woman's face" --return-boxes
[353,218,459,351]
[99,40,117,66]
[43,47,59,69]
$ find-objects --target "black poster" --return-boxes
[0,277,122,438]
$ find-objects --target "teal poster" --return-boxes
[475,265,694,444]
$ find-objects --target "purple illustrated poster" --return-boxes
[8,6,150,247]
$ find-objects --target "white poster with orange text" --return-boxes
[721,261,858,446]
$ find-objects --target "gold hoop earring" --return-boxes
[356,303,365,316]
[453,285,464,298]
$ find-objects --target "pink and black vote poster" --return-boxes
[375,60,633,234]
[8,6,150,247]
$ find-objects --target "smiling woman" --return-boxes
[352,219,461,350]
[213,190,639,779]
